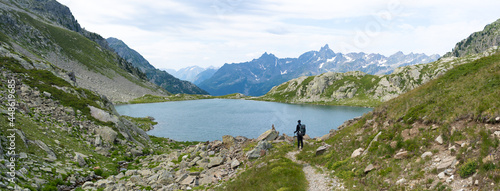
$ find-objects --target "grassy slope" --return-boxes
[295,52,500,190]
[223,52,499,190]
[215,142,307,191]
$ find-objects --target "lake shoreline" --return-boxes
[115,99,373,142]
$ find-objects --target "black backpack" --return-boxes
[299,124,306,136]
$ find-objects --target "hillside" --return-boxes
[444,18,500,58]
[0,0,168,102]
[106,38,208,95]
[199,45,438,96]
[215,47,500,191]
[259,48,495,107]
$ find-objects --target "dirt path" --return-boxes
[286,151,343,191]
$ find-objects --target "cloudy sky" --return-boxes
[58,0,500,70]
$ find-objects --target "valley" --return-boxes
[0,0,499,191]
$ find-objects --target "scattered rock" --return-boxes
[96,126,118,144]
[437,156,456,170]
[246,141,272,159]
[315,144,331,156]
[435,135,443,144]
[222,135,236,148]
[493,131,500,138]
[208,157,224,168]
[351,148,364,158]
[364,164,375,173]
[446,175,454,183]
[394,150,408,159]
[396,178,406,185]
[438,172,446,179]
[230,159,240,169]
[421,151,433,159]
[74,152,87,167]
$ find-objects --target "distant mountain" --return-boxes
[199,45,439,96]
[167,66,219,85]
[444,18,500,58]
[106,38,208,95]
[168,66,206,82]
[193,67,218,85]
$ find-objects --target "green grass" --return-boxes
[13,11,152,90]
[216,142,307,191]
[383,52,500,123]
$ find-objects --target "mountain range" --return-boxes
[106,37,208,95]
[198,45,439,96]
[165,66,219,85]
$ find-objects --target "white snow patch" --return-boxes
[345,56,353,62]
[317,57,321,61]
[327,56,336,62]
[319,62,325,69]
[281,70,288,75]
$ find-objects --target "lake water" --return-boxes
[115,99,372,142]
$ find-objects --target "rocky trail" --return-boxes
[286,150,342,191]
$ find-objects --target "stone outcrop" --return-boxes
[261,49,497,105]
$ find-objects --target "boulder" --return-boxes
[157,170,174,185]
[88,105,119,123]
[231,159,240,169]
[208,157,224,168]
[180,175,196,185]
[315,144,331,156]
[74,152,88,167]
[81,182,95,190]
[257,128,279,142]
[351,148,364,158]
[96,126,118,144]
[222,135,236,148]
[131,148,143,156]
[364,164,375,173]
[246,141,272,159]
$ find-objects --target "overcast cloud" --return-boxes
[58,0,500,70]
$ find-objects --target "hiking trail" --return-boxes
[286,151,343,191]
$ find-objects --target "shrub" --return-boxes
[458,159,478,178]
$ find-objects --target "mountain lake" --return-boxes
[115,99,373,141]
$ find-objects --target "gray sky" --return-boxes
[58,0,500,70]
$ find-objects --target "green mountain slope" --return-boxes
[293,51,500,190]
[106,37,208,95]
[0,0,168,102]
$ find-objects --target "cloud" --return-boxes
[58,0,500,70]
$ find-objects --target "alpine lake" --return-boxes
[115,99,373,141]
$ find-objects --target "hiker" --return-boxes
[294,120,306,149]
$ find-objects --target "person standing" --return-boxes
[294,120,305,149]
